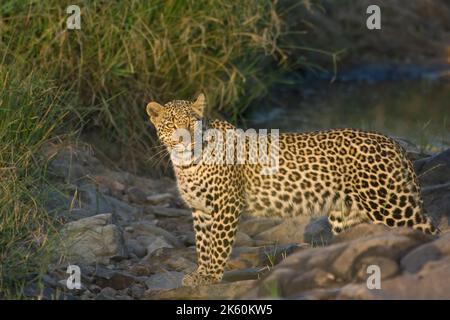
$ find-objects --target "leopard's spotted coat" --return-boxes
[146,94,438,286]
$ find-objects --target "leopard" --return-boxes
[146,93,439,287]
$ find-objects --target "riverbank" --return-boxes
[14,138,449,300]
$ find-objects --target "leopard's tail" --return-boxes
[412,209,440,235]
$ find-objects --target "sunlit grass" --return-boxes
[0,69,79,298]
[0,0,302,159]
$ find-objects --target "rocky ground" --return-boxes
[25,141,450,300]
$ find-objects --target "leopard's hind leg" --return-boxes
[352,183,439,235]
[328,193,371,234]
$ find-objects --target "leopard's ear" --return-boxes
[146,101,164,123]
[192,93,206,118]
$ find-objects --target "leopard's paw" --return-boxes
[182,271,221,287]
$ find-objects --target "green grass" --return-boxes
[0,0,303,160]
[0,69,79,298]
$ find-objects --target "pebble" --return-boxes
[146,236,174,257]
[146,193,173,205]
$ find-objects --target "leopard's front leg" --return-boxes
[207,204,241,283]
[183,203,242,287]
[182,209,213,286]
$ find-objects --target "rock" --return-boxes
[91,269,136,290]
[46,145,91,182]
[241,243,346,298]
[62,213,113,232]
[253,216,309,245]
[337,256,450,299]
[126,239,146,258]
[238,217,282,237]
[331,223,390,243]
[145,206,191,218]
[111,180,126,192]
[75,264,97,278]
[142,247,197,272]
[414,149,450,226]
[414,148,450,186]
[289,269,337,293]
[89,284,102,293]
[145,271,185,291]
[95,287,117,300]
[42,189,75,217]
[80,291,96,300]
[401,232,450,273]
[99,192,140,222]
[226,246,265,270]
[180,231,196,246]
[164,256,197,273]
[42,275,58,288]
[421,182,450,229]
[127,186,148,204]
[287,287,340,300]
[115,294,133,300]
[129,284,146,299]
[393,137,430,161]
[24,284,59,300]
[226,244,305,270]
[135,235,156,247]
[331,233,419,280]
[252,216,333,246]
[304,216,333,246]
[242,224,437,299]
[145,280,256,300]
[128,222,183,247]
[146,193,173,205]
[246,268,338,299]
[234,231,254,247]
[60,214,126,265]
[354,256,400,281]
[222,268,267,282]
[56,185,139,222]
[146,236,174,256]
[92,175,126,193]
[56,279,88,291]
[129,264,152,276]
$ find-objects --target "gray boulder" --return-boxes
[60,213,126,265]
[241,225,438,299]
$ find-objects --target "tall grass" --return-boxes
[1,0,295,163]
[0,69,77,298]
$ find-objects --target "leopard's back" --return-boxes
[242,128,438,234]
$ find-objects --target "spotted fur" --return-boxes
[146,94,439,286]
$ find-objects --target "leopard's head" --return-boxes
[146,94,205,158]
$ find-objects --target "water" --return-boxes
[246,79,450,153]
